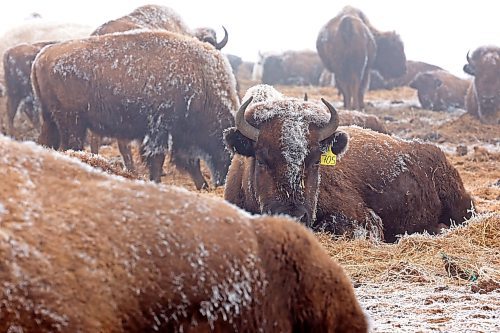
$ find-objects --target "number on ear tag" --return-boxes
[320,145,336,166]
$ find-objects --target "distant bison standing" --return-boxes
[409,69,470,111]
[317,6,406,110]
[0,135,369,332]
[32,30,239,189]
[463,45,500,124]
[3,41,55,135]
[224,85,472,242]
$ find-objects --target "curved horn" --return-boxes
[318,98,340,141]
[215,26,228,50]
[466,50,472,64]
[236,96,259,141]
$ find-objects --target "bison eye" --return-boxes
[256,158,267,168]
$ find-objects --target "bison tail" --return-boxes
[339,16,356,41]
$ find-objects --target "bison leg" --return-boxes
[23,98,40,130]
[38,110,60,149]
[118,139,135,172]
[88,131,101,154]
[146,153,166,183]
[6,96,19,136]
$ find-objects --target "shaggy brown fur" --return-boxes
[225,87,473,242]
[409,69,470,111]
[317,6,406,110]
[32,30,238,190]
[313,126,473,242]
[338,109,388,133]
[3,41,55,134]
[316,11,376,110]
[463,45,500,124]
[370,60,443,90]
[344,6,407,80]
[0,135,368,332]
[92,5,228,50]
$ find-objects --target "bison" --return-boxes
[0,134,369,332]
[463,45,500,124]
[409,69,470,111]
[372,60,443,90]
[259,50,325,86]
[316,9,376,110]
[224,85,473,242]
[88,5,228,170]
[32,30,239,189]
[92,4,228,50]
[317,6,406,110]
[3,41,56,135]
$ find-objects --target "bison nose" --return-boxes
[268,205,310,225]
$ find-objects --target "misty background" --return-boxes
[0,0,497,78]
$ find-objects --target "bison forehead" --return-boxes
[250,100,330,126]
[250,99,329,192]
[480,51,500,66]
[242,84,284,103]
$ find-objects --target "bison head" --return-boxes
[409,72,442,110]
[464,47,500,124]
[373,31,407,79]
[224,96,349,227]
[193,26,228,50]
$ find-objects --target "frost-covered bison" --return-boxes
[92,4,228,50]
[32,30,239,189]
[409,69,470,111]
[463,45,500,124]
[3,41,55,135]
[0,135,369,332]
[88,5,228,170]
[224,85,473,242]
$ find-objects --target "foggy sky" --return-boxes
[0,0,498,78]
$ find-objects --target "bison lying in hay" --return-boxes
[224,85,473,242]
[0,135,369,332]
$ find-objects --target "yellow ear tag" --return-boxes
[320,145,337,166]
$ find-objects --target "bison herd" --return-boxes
[0,3,496,332]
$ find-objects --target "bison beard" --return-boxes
[32,30,238,189]
[224,85,473,242]
[0,135,369,332]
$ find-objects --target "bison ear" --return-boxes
[463,64,475,76]
[434,78,443,88]
[224,127,255,157]
[320,130,349,156]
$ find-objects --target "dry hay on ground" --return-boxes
[317,213,499,287]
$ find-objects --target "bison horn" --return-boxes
[215,26,228,50]
[236,96,259,141]
[318,98,340,141]
[466,50,471,64]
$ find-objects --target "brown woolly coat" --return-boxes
[32,30,238,189]
[3,41,55,134]
[226,126,472,242]
[409,69,470,111]
[0,135,368,332]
